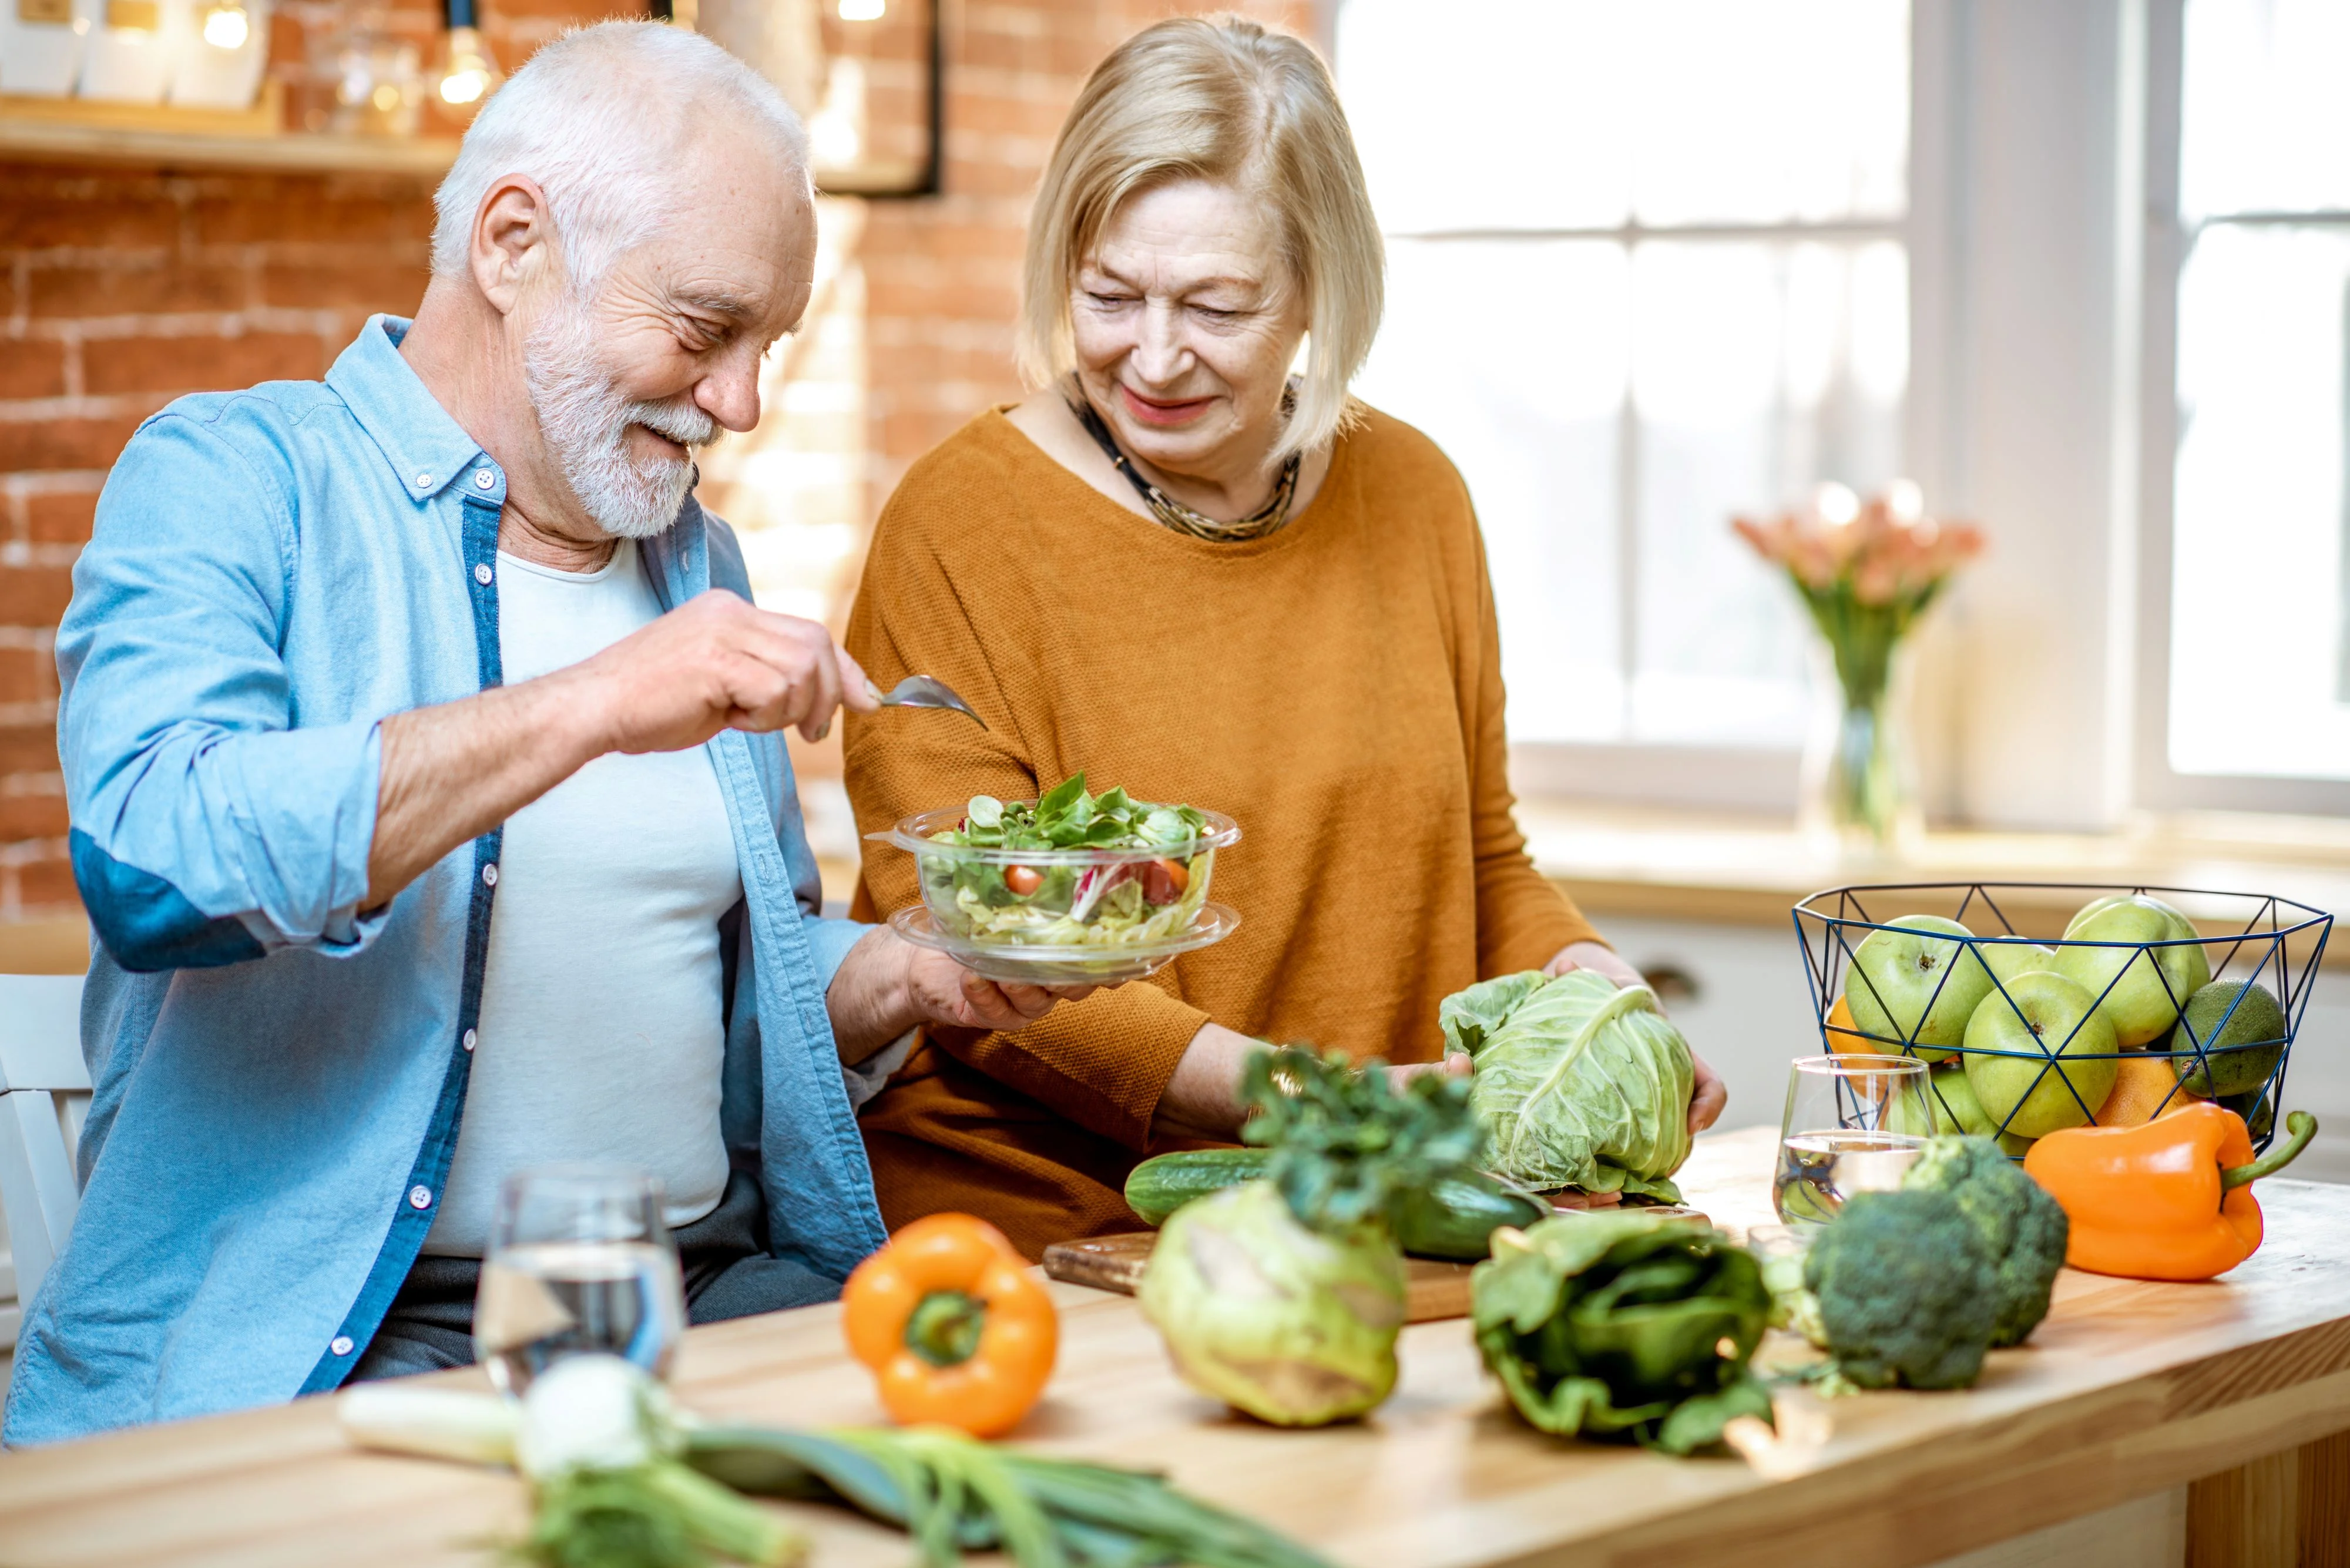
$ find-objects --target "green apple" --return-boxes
[1886,1064,1996,1137]
[1966,938,2057,999]
[2053,895,2211,1047]
[1842,914,1995,1064]
[1963,970,2120,1139]
[2171,980,2287,1098]
[2063,895,2130,936]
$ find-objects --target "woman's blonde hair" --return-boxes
[1018,16,1384,464]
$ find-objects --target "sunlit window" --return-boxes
[1335,0,1910,750]
[2169,0,2350,781]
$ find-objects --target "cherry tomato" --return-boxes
[1003,865,1043,897]
[1139,857,1190,904]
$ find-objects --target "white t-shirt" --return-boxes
[424,539,743,1257]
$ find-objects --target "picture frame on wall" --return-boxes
[672,0,938,197]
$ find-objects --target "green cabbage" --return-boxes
[1440,970,1695,1200]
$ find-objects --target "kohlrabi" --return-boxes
[1137,1046,1487,1427]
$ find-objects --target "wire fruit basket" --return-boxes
[1792,882,2331,1157]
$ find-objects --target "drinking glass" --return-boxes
[1773,1055,1932,1228]
[475,1164,687,1395]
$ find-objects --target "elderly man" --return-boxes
[6,22,1048,1445]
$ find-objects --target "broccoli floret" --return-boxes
[1901,1135,2069,1348]
[1803,1188,1997,1390]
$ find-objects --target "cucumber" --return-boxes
[1125,1149,1270,1225]
[1391,1170,1548,1261]
[1124,1150,1546,1260]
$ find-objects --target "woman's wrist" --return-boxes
[1150,1021,1258,1141]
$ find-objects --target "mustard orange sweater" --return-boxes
[842,407,1601,1257]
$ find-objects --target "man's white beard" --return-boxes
[522,291,718,540]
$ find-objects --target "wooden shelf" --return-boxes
[0,89,458,175]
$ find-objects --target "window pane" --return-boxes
[1626,0,1908,227]
[2170,224,2350,780]
[2181,0,2350,221]
[1337,0,1633,233]
[1352,240,1629,741]
[1337,0,1906,234]
[1631,240,1908,744]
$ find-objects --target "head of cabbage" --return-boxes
[1440,969,1695,1200]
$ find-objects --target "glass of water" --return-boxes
[1773,1055,1932,1229]
[475,1164,687,1395]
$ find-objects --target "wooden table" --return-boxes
[2,1127,2345,1568]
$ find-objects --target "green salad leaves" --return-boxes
[938,773,1210,854]
[1440,970,1696,1200]
[922,773,1217,949]
[1472,1211,1775,1455]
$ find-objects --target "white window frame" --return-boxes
[2130,0,2350,816]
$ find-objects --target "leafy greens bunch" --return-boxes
[1244,1045,1490,1233]
[935,773,1209,855]
[1471,1211,1775,1456]
[1441,970,1696,1199]
[1137,1047,1487,1428]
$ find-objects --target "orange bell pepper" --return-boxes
[2023,1102,2317,1281]
[840,1213,1059,1437]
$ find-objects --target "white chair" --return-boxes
[0,975,89,1347]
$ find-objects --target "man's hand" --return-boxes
[365,591,875,909]
[826,926,1097,1066]
[1545,939,1728,1135]
[570,588,874,752]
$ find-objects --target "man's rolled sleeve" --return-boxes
[58,413,390,971]
[798,913,869,995]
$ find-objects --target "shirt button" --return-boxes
[414,472,432,488]
[462,1028,478,1052]
[475,469,496,489]
[330,1335,355,1357]
[482,863,498,887]
[474,562,493,586]
[408,1185,434,1210]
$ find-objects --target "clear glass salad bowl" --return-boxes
[871,803,1243,985]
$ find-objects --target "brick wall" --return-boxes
[0,0,1312,923]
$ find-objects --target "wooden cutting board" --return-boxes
[1041,1196,1713,1324]
[1041,1231,1480,1321]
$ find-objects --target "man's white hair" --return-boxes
[430,21,811,291]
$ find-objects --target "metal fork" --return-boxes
[865,674,988,728]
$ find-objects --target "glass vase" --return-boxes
[1800,638,1921,857]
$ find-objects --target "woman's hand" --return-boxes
[1543,941,1728,1136]
[1156,1028,1472,1143]
[827,927,1097,1066]
[1385,1053,1471,1096]
[1543,940,1644,988]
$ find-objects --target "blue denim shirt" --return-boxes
[6,316,891,1446]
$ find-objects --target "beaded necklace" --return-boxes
[1067,390,1301,543]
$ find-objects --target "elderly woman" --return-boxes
[843,16,1723,1256]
